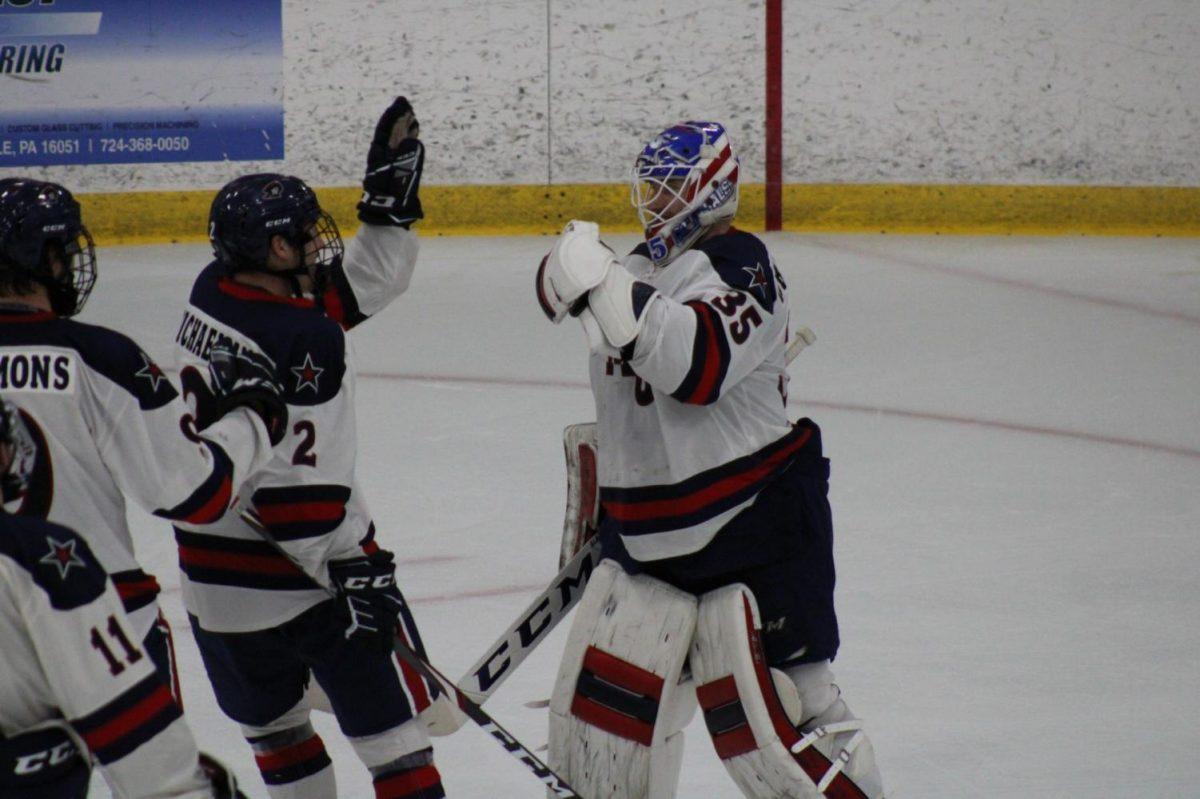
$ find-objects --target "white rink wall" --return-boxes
[5,0,1197,192]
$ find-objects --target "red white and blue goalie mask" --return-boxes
[630,121,740,267]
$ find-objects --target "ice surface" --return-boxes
[83,232,1200,797]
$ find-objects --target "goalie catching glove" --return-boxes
[329,549,405,653]
[357,95,424,228]
[208,342,288,446]
[536,220,658,355]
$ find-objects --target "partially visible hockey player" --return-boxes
[171,97,450,799]
[0,178,285,700]
[537,121,885,798]
[0,397,248,799]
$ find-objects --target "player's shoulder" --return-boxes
[691,228,780,311]
[0,513,108,610]
[0,312,177,410]
[187,262,347,405]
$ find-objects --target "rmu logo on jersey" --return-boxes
[0,351,75,393]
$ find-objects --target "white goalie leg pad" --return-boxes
[691,584,875,798]
[548,559,698,799]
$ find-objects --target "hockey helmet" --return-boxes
[631,121,740,267]
[0,178,96,316]
[208,173,343,295]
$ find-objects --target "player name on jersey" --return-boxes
[0,350,75,393]
[175,308,243,362]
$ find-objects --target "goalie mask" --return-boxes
[631,121,740,267]
[0,179,97,317]
[208,173,344,298]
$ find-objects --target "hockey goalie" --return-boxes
[536,122,884,798]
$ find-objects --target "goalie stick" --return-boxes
[237,509,584,798]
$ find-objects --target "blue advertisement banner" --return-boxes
[0,1,283,166]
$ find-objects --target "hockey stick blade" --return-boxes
[238,509,584,798]
[457,536,602,704]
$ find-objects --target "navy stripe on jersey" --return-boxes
[174,529,318,591]
[72,673,181,764]
[0,311,178,410]
[152,441,233,525]
[251,484,352,541]
[110,569,162,615]
[600,422,816,537]
[670,301,732,405]
[322,261,369,330]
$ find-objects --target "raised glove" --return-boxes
[328,550,405,653]
[357,96,424,227]
[208,343,288,446]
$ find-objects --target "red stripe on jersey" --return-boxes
[254,734,327,772]
[683,302,723,404]
[256,501,345,526]
[582,646,665,700]
[217,278,316,308]
[374,764,443,798]
[182,474,233,525]
[112,574,161,602]
[605,426,812,522]
[81,683,174,751]
[178,546,306,576]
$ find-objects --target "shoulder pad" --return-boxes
[0,319,178,410]
[692,230,780,313]
[0,514,108,609]
[282,323,346,406]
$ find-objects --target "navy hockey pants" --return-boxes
[189,599,423,737]
[601,420,840,667]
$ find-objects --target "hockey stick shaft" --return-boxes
[457,536,602,704]
[238,509,584,798]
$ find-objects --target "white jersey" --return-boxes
[172,224,419,632]
[592,229,811,561]
[0,308,274,640]
[0,513,214,797]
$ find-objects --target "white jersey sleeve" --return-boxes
[627,244,788,406]
[0,515,211,798]
[322,223,419,328]
[81,351,274,526]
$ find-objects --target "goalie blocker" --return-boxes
[549,563,882,798]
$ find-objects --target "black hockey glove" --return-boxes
[199,752,249,799]
[328,549,405,653]
[357,95,425,228]
[208,342,288,446]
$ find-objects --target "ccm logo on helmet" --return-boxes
[264,217,293,229]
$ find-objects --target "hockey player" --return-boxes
[0,178,286,700]
[0,397,247,798]
[171,97,449,799]
[536,121,885,798]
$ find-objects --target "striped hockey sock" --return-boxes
[248,725,335,798]
[371,748,445,799]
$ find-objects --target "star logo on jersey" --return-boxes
[39,536,86,580]
[290,352,323,393]
[134,352,168,393]
[742,262,770,299]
